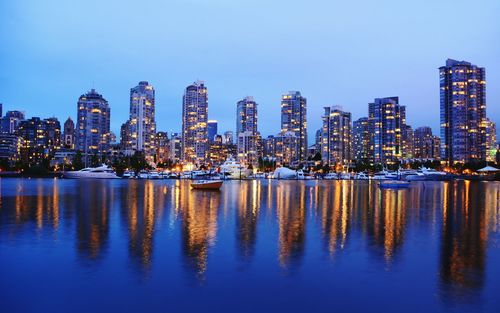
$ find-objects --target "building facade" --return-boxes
[352,117,370,163]
[440,59,487,163]
[63,117,75,149]
[281,91,307,161]
[128,81,156,161]
[368,97,406,165]
[76,89,111,154]
[182,81,208,164]
[321,106,352,166]
[1,111,25,134]
[236,96,259,165]
[207,120,218,143]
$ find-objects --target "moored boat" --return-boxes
[190,180,223,190]
[63,164,119,179]
[379,180,411,189]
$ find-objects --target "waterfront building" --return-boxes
[368,97,406,165]
[281,91,307,161]
[207,120,218,143]
[76,89,111,154]
[63,117,75,149]
[483,118,497,162]
[236,96,259,165]
[402,125,414,159]
[18,117,61,165]
[265,131,300,166]
[440,59,487,163]
[169,133,182,163]
[1,110,25,134]
[321,106,352,166]
[208,134,230,166]
[155,131,169,164]
[0,134,22,164]
[352,117,370,163]
[128,81,156,161]
[414,127,436,159]
[182,80,208,164]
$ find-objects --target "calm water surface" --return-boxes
[0,179,499,313]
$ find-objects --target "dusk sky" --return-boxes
[1,0,499,141]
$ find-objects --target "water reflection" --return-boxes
[0,178,498,301]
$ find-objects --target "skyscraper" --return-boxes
[440,59,487,163]
[236,96,259,165]
[368,97,406,165]
[63,117,75,149]
[223,131,234,145]
[207,120,218,143]
[155,131,169,164]
[352,117,370,163]
[129,81,156,161]
[321,106,352,166]
[182,80,208,164]
[281,91,307,161]
[76,89,111,154]
[402,125,414,159]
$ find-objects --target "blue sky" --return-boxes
[1,0,499,141]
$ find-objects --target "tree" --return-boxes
[312,152,322,161]
[73,151,84,170]
[130,151,149,174]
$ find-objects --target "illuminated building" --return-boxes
[18,117,61,165]
[182,80,208,164]
[0,134,22,164]
[440,59,487,163]
[352,117,370,163]
[76,89,111,154]
[281,91,308,161]
[63,117,75,149]
[321,106,352,166]
[1,110,25,134]
[223,130,234,145]
[368,97,406,165]
[483,118,497,162]
[155,131,169,164]
[208,134,230,165]
[128,81,156,161]
[402,124,414,159]
[267,131,299,166]
[169,133,182,163]
[207,120,218,143]
[236,96,259,165]
[414,126,441,159]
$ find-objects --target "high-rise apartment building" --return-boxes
[440,59,487,163]
[281,91,307,161]
[182,81,208,164]
[321,106,352,166]
[236,96,259,165]
[76,89,111,154]
[368,97,406,165]
[128,81,156,160]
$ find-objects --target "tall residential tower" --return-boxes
[182,81,208,164]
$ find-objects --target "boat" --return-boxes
[379,180,411,189]
[406,166,452,181]
[339,172,352,180]
[190,180,223,190]
[63,164,119,179]
[324,172,338,180]
[137,170,149,179]
[272,167,297,179]
[220,156,252,179]
[354,172,369,180]
[149,171,161,179]
[122,170,134,179]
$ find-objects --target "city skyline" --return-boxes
[1,0,499,142]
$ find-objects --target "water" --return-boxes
[0,179,499,313]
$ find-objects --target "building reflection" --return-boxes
[74,180,111,260]
[120,180,166,271]
[365,185,407,263]
[439,181,498,299]
[236,180,261,261]
[180,184,220,279]
[276,182,306,268]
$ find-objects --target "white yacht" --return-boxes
[220,157,251,179]
[63,164,119,179]
[324,172,339,180]
[272,167,297,179]
[354,172,369,180]
[149,171,161,179]
[137,170,149,179]
[122,170,134,179]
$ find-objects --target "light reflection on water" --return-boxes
[0,179,499,312]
